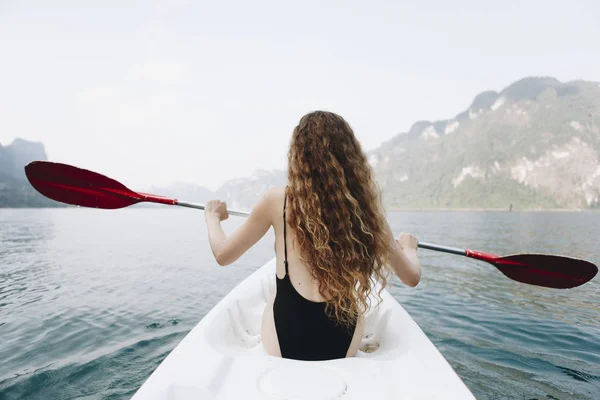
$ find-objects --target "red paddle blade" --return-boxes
[493,254,597,289]
[24,161,175,209]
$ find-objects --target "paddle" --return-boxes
[24,160,249,216]
[25,161,597,289]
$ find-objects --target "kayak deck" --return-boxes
[132,258,475,399]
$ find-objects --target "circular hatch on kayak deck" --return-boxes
[257,363,347,399]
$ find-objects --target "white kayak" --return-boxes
[131,258,476,400]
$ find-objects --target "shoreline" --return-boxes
[385,207,596,212]
[1,206,598,213]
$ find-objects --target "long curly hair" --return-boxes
[286,110,392,327]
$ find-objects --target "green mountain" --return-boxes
[370,77,600,209]
[0,139,62,207]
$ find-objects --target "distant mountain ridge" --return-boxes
[146,169,286,211]
[0,139,60,207]
[3,76,599,209]
[0,139,46,183]
[166,77,600,211]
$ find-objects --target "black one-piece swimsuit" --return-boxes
[272,194,357,361]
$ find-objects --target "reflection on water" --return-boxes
[0,209,599,399]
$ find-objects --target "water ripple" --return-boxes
[0,209,599,399]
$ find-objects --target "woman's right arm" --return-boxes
[384,222,422,287]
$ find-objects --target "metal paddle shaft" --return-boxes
[177,200,249,217]
[25,161,598,289]
[417,242,466,256]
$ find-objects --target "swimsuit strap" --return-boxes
[283,188,289,276]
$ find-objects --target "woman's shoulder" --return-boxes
[250,187,286,226]
[267,186,286,207]
[253,186,286,212]
[269,186,286,198]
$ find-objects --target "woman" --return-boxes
[204,111,421,361]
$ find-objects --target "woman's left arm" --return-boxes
[204,188,275,266]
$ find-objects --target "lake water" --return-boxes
[0,209,599,400]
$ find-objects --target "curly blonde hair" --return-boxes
[286,110,391,327]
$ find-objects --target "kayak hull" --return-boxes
[132,258,475,399]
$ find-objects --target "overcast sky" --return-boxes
[1,0,598,190]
